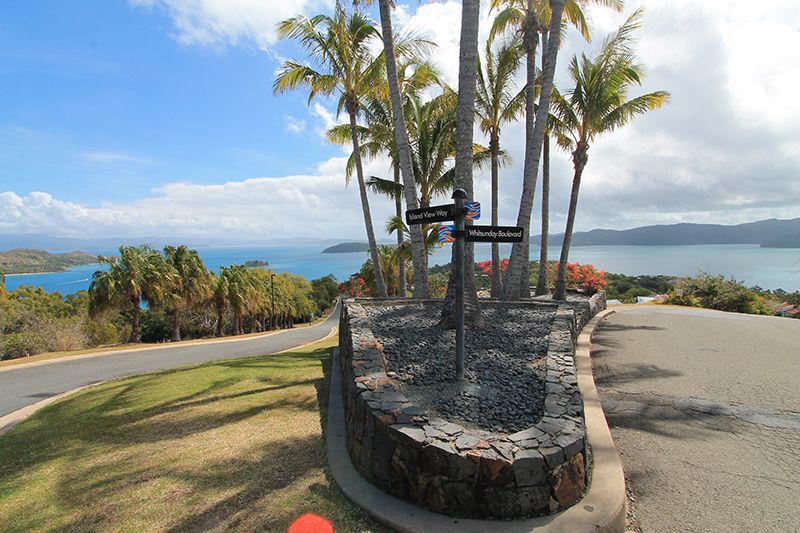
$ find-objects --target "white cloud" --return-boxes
[0,153,400,239]
[284,115,306,133]
[79,151,151,164]
[130,0,335,51]
[4,0,798,241]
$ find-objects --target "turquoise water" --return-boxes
[5,243,800,294]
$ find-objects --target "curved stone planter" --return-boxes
[338,293,606,519]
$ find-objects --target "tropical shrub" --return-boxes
[1,331,48,359]
[667,273,772,315]
[547,262,606,295]
[477,259,509,277]
[339,275,372,298]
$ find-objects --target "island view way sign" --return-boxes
[406,191,524,381]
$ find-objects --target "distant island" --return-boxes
[322,242,370,254]
[532,217,800,248]
[244,259,270,268]
[0,248,96,275]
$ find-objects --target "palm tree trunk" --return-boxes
[442,0,482,326]
[554,144,588,300]
[502,0,566,300]
[535,131,551,296]
[130,296,141,343]
[394,163,407,298]
[171,306,181,342]
[215,303,224,337]
[377,0,428,298]
[490,131,502,297]
[231,308,239,335]
[347,106,388,298]
[535,29,551,296]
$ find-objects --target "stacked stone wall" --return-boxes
[338,293,605,518]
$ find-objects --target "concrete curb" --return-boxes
[326,309,625,532]
[0,324,339,438]
[0,383,103,436]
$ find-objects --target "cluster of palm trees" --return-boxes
[88,245,319,343]
[276,0,668,313]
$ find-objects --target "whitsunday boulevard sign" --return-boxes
[465,225,524,243]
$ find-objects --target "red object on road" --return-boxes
[288,513,334,533]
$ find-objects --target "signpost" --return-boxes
[406,192,522,381]
[464,225,524,243]
[405,204,455,225]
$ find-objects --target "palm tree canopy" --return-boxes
[275,4,432,116]
[163,245,211,310]
[550,8,670,152]
[88,245,176,316]
[489,0,624,44]
[476,36,525,137]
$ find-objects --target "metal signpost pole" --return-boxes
[452,189,467,381]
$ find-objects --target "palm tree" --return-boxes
[211,269,228,337]
[356,0,432,299]
[229,265,260,335]
[439,0,482,325]
[490,0,620,299]
[88,245,175,343]
[532,1,623,296]
[476,37,525,297]
[275,4,390,298]
[163,245,211,342]
[328,61,440,297]
[551,9,669,299]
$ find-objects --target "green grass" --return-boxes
[0,338,385,532]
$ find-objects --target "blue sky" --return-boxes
[1,1,798,240]
[1,0,340,205]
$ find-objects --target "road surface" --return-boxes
[0,303,339,419]
[592,306,800,532]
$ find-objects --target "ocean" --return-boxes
[4,243,800,294]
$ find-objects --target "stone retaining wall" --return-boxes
[338,293,606,519]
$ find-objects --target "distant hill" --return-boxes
[532,218,800,248]
[0,249,96,275]
[322,242,370,254]
[761,232,800,248]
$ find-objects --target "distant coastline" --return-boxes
[0,249,97,275]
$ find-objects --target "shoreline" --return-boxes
[4,264,98,277]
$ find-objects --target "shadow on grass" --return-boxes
[0,343,381,531]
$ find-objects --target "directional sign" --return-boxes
[405,204,455,225]
[465,225,524,243]
[464,201,481,221]
[438,224,455,243]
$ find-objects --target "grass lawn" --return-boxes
[0,337,385,532]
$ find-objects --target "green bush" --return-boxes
[671,273,772,315]
[140,308,172,343]
[664,291,702,307]
[84,317,123,347]
[1,331,48,360]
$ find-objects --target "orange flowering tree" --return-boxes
[547,262,606,295]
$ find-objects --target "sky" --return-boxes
[1,0,798,241]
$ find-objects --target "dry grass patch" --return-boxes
[0,337,385,532]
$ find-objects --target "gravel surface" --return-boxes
[366,303,555,433]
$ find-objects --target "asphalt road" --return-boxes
[592,306,800,533]
[0,302,339,419]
